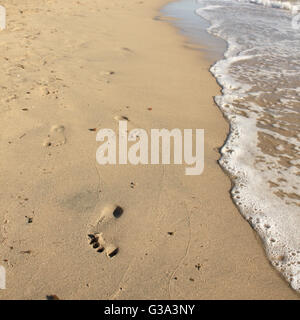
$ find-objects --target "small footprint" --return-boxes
[121,47,134,54]
[100,70,115,76]
[114,115,129,121]
[88,205,123,258]
[40,87,50,96]
[43,125,66,147]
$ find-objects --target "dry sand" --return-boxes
[0,0,299,299]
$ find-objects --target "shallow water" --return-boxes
[161,0,226,62]
[164,0,300,291]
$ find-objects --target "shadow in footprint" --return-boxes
[43,125,66,147]
[113,206,123,219]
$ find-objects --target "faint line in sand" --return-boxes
[167,202,192,299]
[108,258,137,300]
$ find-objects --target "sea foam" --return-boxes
[197,0,300,291]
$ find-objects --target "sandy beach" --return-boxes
[0,0,299,299]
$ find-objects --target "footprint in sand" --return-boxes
[43,125,66,147]
[88,205,123,258]
[100,71,115,76]
[100,71,115,84]
[114,47,134,57]
[114,115,129,121]
[40,86,51,96]
[121,47,134,54]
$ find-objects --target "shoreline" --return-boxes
[162,0,300,297]
[194,0,300,292]
[0,0,298,299]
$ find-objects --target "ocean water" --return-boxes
[195,0,300,291]
[164,0,300,291]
